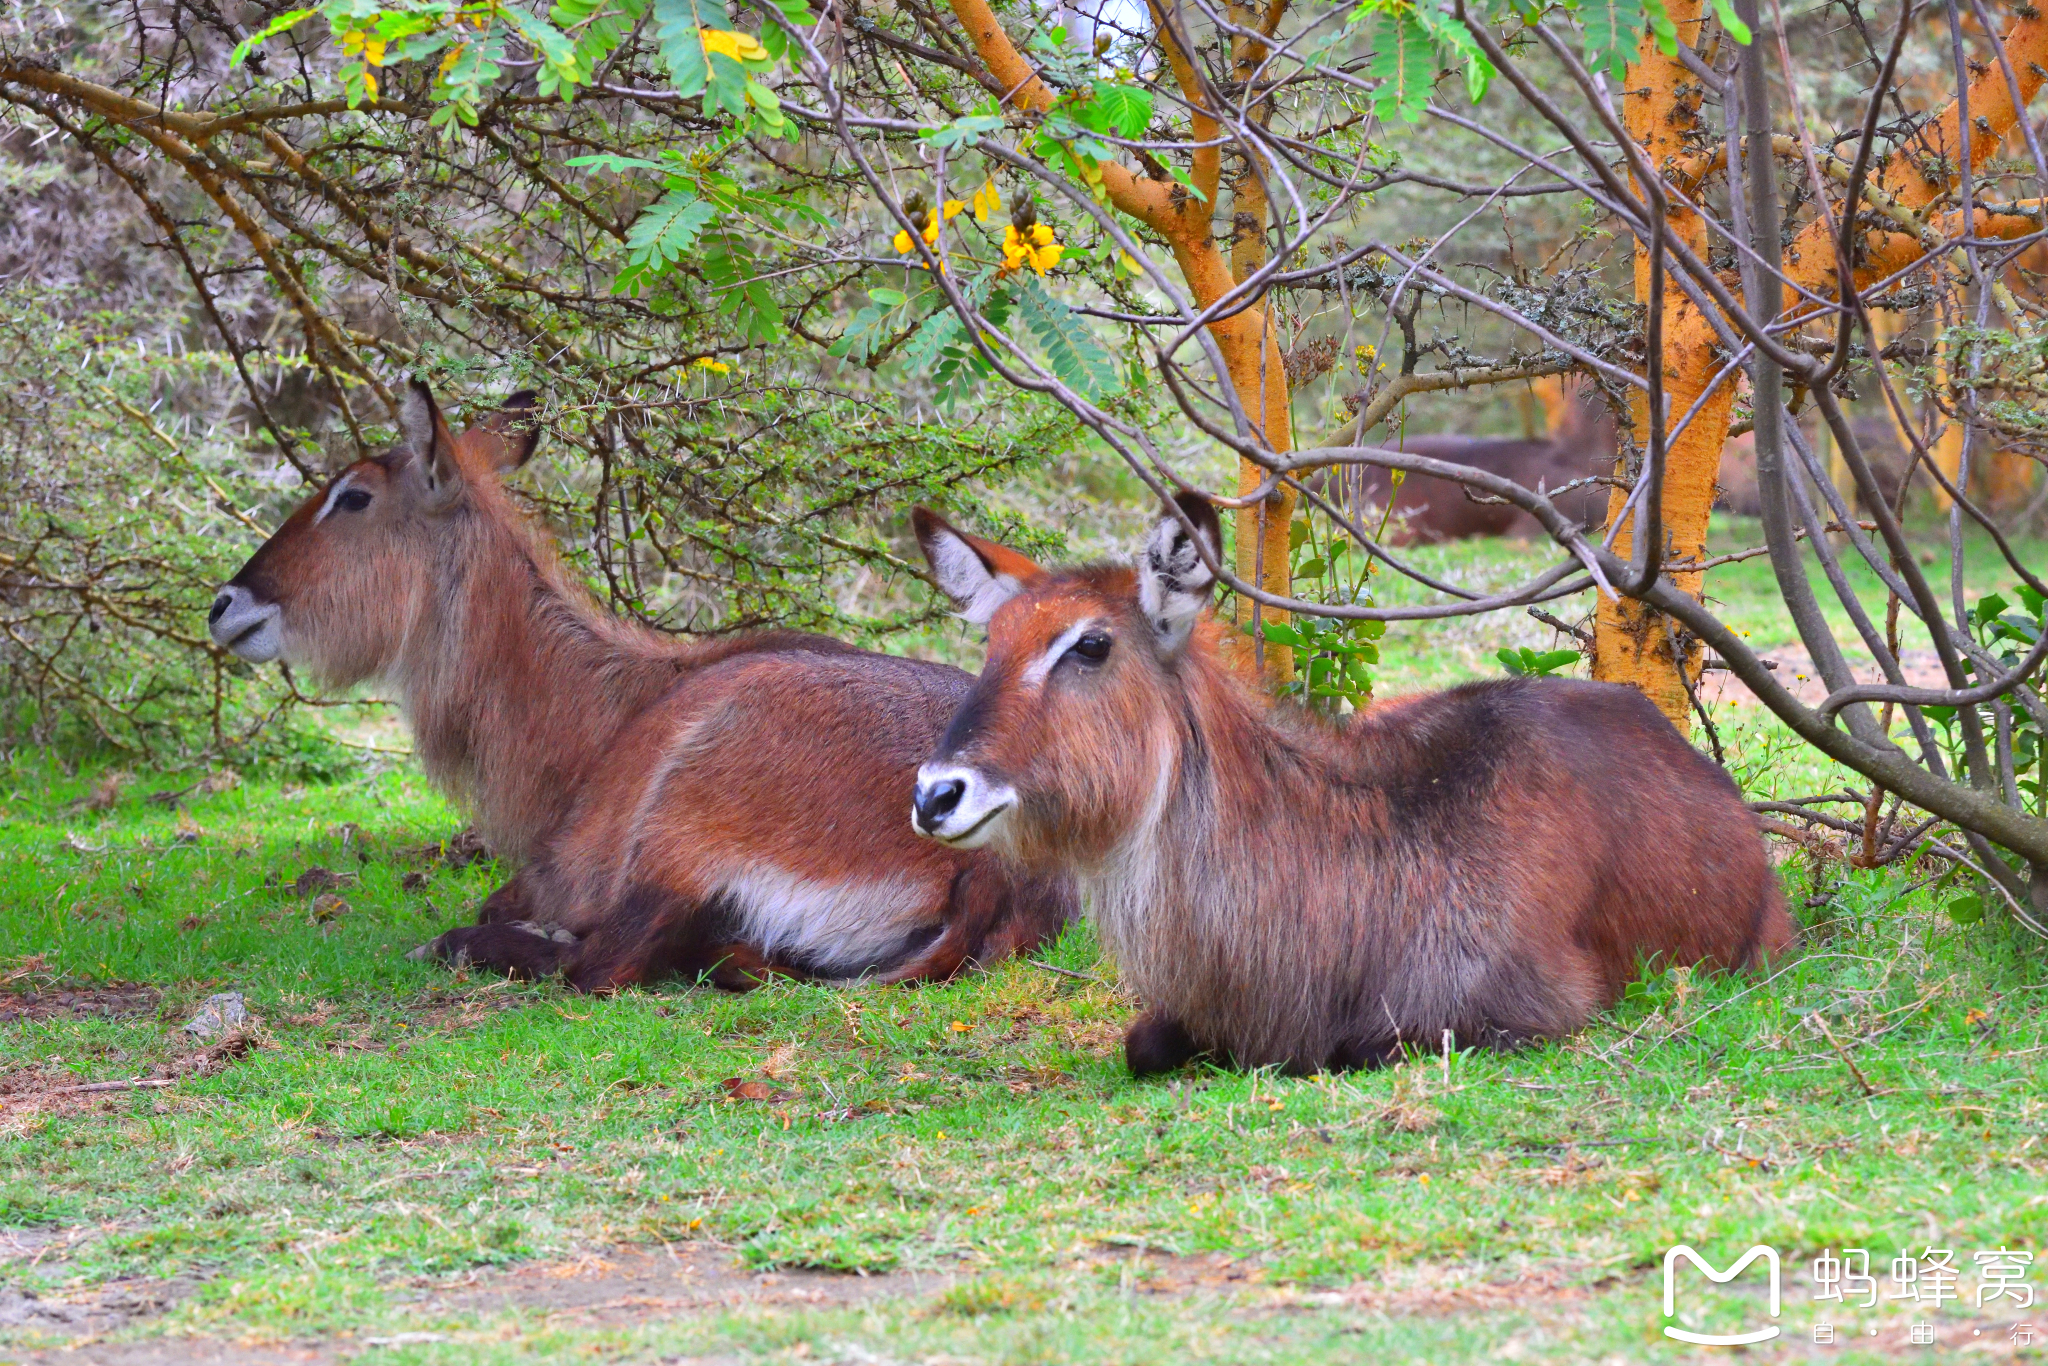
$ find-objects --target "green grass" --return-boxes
[4,517,2047,1363]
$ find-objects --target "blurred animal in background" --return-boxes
[1337,377,1615,543]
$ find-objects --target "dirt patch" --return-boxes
[15,1340,331,1366]
[412,1243,958,1324]
[1698,646,1952,709]
[2,1276,197,1340]
[0,984,161,1026]
[1093,1246,1614,1319]
[1,1033,258,1130]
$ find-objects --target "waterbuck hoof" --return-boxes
[411,924,569,980]
[1124,1010,1201,1077]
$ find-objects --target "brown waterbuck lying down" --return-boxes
[906,497,1792,1075]
[1337,393,1615,544]
[208,380,1072,989]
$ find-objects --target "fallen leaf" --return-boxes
[721,1077,793,1103]
[293,867,355,896]
[80,772,132,811]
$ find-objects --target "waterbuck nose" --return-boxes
[209,591,232,625]
[911,776,965,834]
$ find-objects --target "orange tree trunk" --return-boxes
[946,0,1296,680]
[1592,0,1733,729]
[1594,8,2048,728]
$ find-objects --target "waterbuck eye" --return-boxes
[336,488,372,513]
[1066,631,1112,664]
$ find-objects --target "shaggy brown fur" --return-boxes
[208,381,1071,990]
[908,496,1793,1075]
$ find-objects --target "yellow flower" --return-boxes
[892,228,915,254]
[971,179,1001,223]
[1002,222,1063,275]
[921,209,942,245]
[700,27,768,62]
[693,357,731,374]
[439,44,465,77]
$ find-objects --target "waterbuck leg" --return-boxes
[473,871,537,925]
[1124,1009,1202,1077]
[413,923,571,980]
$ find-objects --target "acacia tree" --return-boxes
[5,0,2048,918]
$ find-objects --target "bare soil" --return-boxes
[0,985,161,1026]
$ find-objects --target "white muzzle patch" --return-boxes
[208,586,284,663]
[910,763,1017,849]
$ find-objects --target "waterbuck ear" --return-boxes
[398,380,464,509]
[1137,491,1220,653]
[911,506,1042,626]
[462,390,543,474]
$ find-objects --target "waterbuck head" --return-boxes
[207,380,539,685]
[908,493,1222,865]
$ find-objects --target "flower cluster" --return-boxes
[700,28,768,62]
[1001,222,1063,275]
[884,182,1063,276]
[893,199,965,261]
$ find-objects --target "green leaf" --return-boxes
[1084,80,1153,138]
[1296,557,1328,580]
[1260,621,1308,648]
[924,113,1007,151]
[651,0,716,96]
[1497,647,1529,676]
[1579,0,1645,80]
[1016,278,1119,400]
[2017,584,2045,617]
[506,9,585,97]
[624,189,716,267]
[1162,161,1209,203]
[1945,893,1985,926]
[896,309,965,377]
[1366,11,1435,124]
[229,6,316,68]
[1708,0,1752,44]
[1412,5,1493,103]
[1641,0,1680,55]
[566,153,673,174]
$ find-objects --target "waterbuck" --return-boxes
[1340,393,1615,543]
[209,380,1071,989]
[906,496,1791,1075]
